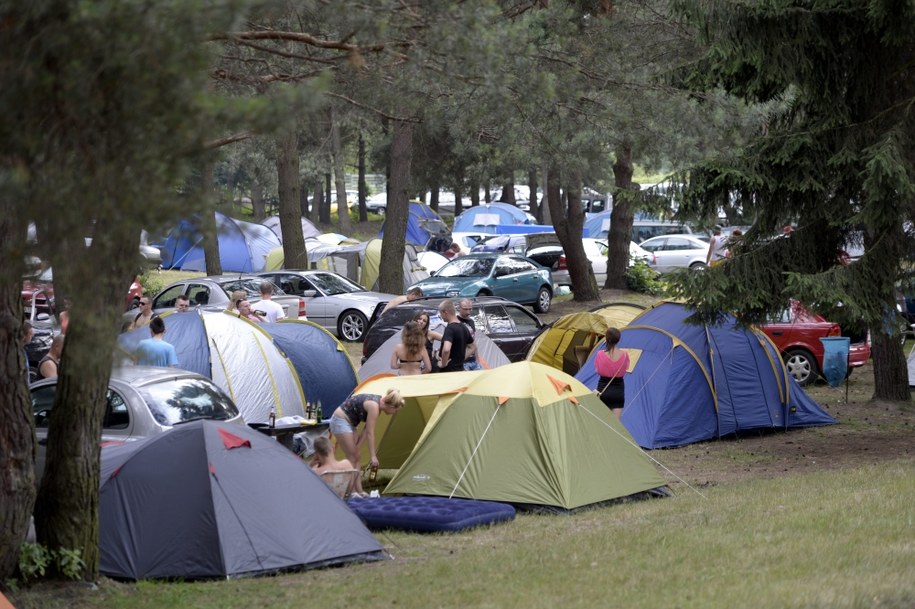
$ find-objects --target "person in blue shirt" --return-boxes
[135,316,178,367]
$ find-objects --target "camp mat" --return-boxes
[347,496,516,533]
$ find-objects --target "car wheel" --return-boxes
[784,348,819,386]
[338,310,368,342]
[689,262,707,270]
[533,286,552,314]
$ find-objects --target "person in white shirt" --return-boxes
[253,281,286,322]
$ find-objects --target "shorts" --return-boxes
[463,358,482,371]
[329,415,354,435]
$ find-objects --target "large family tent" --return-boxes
[527,302,646,375]
[264,320,358,420]
[575,302,836,449]
[357,325,511,381]
[378,202,450,248]
[355,362,667,511]
[116,311,308,423]
[452,203,536,234]
[99,420,383,580]
[261,215,321,243]
[160,211,280,272]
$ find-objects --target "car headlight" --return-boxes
[446,290,460,297]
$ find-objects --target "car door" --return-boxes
[663,236,700,269]
[477,303,539,361]
[152,283,186,313]
[31,382,134,478]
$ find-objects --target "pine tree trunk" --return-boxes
[528,169,539,221]
[500,178,515,204]
[357,132,367,222]
[319,173,331,224]
[330,108,351,233]
[429,184,439,212]
[299,183,309,218]
[379,119,413,294]
[470,182,479,207]
[277,130,306,271]
[251,182,266,221]
[201,161,222,276]
[0,213,36,581]
[870,331,910,401]
[606,142,635,290]
[556,172,599,301]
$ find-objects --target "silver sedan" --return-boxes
[31,366,245,478]
[257,270,397,341]
[637,234,711,273]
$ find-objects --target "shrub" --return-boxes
[625,259,665,295]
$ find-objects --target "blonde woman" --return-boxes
[226,290,246,314]
[330,389,404,496]
[390,321,431,375]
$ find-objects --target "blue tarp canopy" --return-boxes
[575,302,835,448]
[452,203,536,234]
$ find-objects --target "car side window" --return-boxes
[640,239,663,252]
[505,306,541,333]
[31,385,56,428]
[154,284,185,309]
[494,262,513,277]
[104,389,130,430]
[666,237,691,251]
[187,285,210,306]
[482,305,513,334]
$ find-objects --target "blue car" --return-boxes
[410,253,553,313]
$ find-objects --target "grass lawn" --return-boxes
[10,462,914,609]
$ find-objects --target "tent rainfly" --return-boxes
[575,301,836,449]
[99,420,384,580]
[354,361,667,511]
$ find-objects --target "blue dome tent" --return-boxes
[377,201,450,248]
[575,302,835,448]
[452,203,536,234]
[161,211,280,272]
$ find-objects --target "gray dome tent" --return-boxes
[99,420,384,580]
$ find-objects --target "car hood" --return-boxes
[413,277,478,295]
[331,290,395,303]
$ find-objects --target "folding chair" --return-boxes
[318,469,359,500]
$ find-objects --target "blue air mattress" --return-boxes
[346,496,516,533]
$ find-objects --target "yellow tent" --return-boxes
[526,302,648,374]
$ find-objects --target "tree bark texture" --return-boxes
[35,208,145,580]
[357,132,368,222]
[606,142,635,290]
[499,179,515,204]
[470,182,480,207]
[554,171,599,301]
[276,130,307,270]
[528,169,539,222]
[251,182,266,221]
[201,161,223,276]
[319,174,331,224]
[330,108,351,234]
[0,214,36,581]
[379,119,413,295]
[299,183,309,218]
[429,184,439,212]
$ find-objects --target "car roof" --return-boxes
[30,366,207,390]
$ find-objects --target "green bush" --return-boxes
[625,258,665,295]
[17,542,84,583]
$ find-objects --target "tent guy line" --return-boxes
[448,398,502,500]
[577,404,708,499]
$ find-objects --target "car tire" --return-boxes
[784,348,819,386]
[338,310,368,342]
[689,262,707,270]
[533,286,552,314]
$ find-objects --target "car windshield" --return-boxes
[307,273,363,296]
[217,278,284,297]
[437,257,494,278]
[138,378,240,426]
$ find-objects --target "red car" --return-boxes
[22,268,144,317]
[759,301,871,386]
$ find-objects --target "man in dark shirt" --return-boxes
[438,299,470,372]
[457,298,481,370]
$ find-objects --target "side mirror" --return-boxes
[300,290,318,298]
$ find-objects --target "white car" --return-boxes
[451,232,490,255]
[583,239,656,285]
[638,234,710,273]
